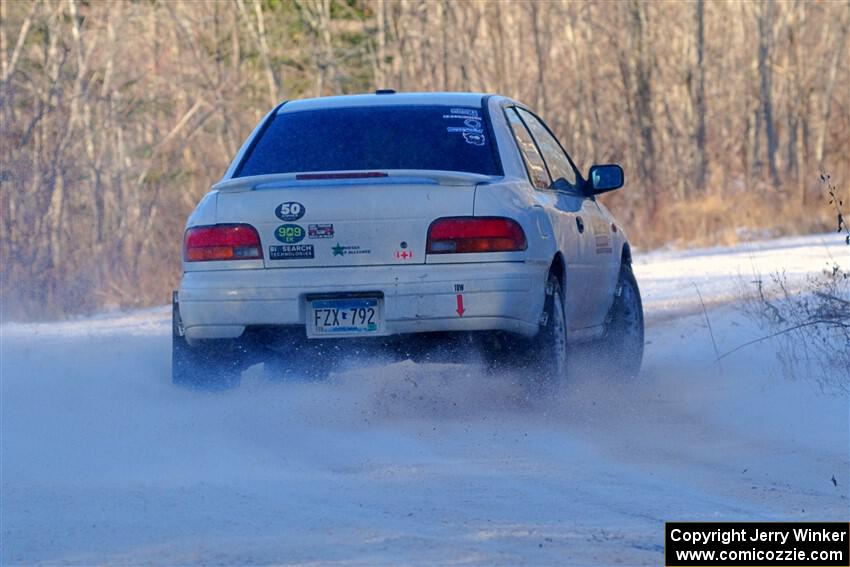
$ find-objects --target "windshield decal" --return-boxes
[444,108,486,145]
[463,132,485,146]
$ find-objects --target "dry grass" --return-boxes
[612,189,838,250]
[740,264,850,394]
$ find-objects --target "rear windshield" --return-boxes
[234,104,501,177]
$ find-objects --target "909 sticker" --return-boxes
[275,224,305,243]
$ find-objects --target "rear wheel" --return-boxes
[529,273,568,391]
[171,299,246,389]
[480,273,567,393]
[601,264,644,379]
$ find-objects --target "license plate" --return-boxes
[307,297,383,338]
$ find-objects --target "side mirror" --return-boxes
[587,164,624,195]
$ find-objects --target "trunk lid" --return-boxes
[213,172,491,268]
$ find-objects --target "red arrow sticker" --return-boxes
[456,294,465,317]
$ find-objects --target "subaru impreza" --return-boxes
[173,92,643,389]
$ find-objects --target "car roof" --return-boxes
[278,92,504,113]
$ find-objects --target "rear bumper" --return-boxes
[178,262,546,341]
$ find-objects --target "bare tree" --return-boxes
[757,0,780,187]
[693,0,707,194]
[1,0,848,319]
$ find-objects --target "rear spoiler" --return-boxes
[212,170,500,192]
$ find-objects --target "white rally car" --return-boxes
[173,92,643,388]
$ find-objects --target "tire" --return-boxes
[478,274,567,393]
[171,300,245,389]
[527,273,568,392]
[601,264,644,379]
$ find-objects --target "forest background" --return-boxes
[1,0,848,319]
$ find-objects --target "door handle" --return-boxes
[576,216,585,234]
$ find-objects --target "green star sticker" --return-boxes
[332,243,345,256]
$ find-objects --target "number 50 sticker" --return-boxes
[275,202,305,221]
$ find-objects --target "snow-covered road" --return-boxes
[2,234,848,565]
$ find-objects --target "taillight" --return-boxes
[427,217,527,254]
[184,224,263,262]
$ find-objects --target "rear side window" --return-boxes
[235,105,501,177]
[505,108,551,189]
[516,108,578,187]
